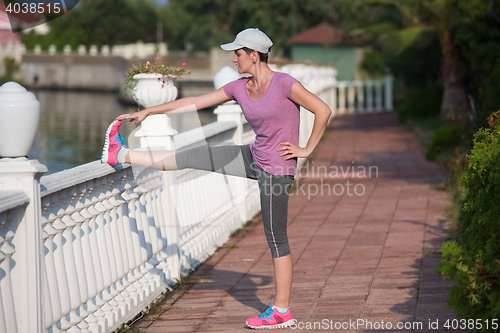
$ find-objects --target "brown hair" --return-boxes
[241,47,270,63]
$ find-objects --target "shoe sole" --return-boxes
[101,120,119,164]
[246,319,296,330]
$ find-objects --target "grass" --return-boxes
[174,276,188,293]
[116,326,146,333]
[155,306,180,311]
[230,228,246,239]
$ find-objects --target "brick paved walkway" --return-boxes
[131,113,456,333]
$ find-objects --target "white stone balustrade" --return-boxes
[335,75,394,114]
[0,64,392,332]
[1,42,169,67]
[0,42,26,63]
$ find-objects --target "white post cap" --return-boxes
[213,66,240,90]
[0,82,40,158]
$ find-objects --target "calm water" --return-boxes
[28,90,217,175]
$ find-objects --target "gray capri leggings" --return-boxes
[175,144,294,258]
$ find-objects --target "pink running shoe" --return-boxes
[101,120,129,165]
[246,302,296,330]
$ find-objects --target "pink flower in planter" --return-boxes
[182,62,187,67]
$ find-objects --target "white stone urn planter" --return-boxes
[132,73,178,108]
[0,82,40,159]
[132,73,179,149]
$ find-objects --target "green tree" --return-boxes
[22,0,160,50]
[354,0,473,122]
[158,0,371,52]
[453,0,500,128]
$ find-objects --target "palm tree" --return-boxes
[354,0,468,122]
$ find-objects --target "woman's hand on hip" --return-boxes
[116,109,149,127]
[278,142,310,160]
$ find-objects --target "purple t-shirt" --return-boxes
[223,72,300,176]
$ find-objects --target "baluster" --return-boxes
[347,81,355,113]
[101,185,125,323]
[151,176,168,283]
[42,199,65,333]
[0,236,8,333]
[385,75,393,111]
[107,183,129,319]
[356,81,365,113]
[191,173,204,228]
[41,226,55,333]
[144,178,163,288]
[126,181,148,302]
[375,80,383,112]
[0,218,17,333]
[120,182,141,307]
[154,177,171,284]
[79,185,101,333]
[366,80,374,112]
[133,186,154,297]
[52,207,74,333]
[331,80,337,116]
[148,177,163,255]
[87,190,107,332]
[42,215,62,333]
[178,174,191,230]
[337,82,346,114]
[72,186,92,333]
[137,184,159,292]
[113,181,133,316]
[58,189,83,332]
[164,171,181,282]
[94,190,116,328]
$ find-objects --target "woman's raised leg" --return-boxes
[125,150,178,171]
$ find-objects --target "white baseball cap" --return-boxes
[220,28,273,54]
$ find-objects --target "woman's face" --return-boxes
[233,49,254,73]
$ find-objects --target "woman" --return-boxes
[102,28,332,330]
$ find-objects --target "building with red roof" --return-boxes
[0,3,21,45]
[0,2,49,40]
[287,23,362,80]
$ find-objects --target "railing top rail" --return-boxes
[0,190,30,214]
[39,117,244,198]
[40,161,129,198]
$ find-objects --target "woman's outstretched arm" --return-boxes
[116,87,231,127]
[278,81,332,160]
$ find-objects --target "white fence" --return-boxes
[334,77,393,114]
[0,64,390,333]
[0,42,25,63]
[0,42,168,63]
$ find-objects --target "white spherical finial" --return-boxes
[0,82,41,158]
[213,66,240,90]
